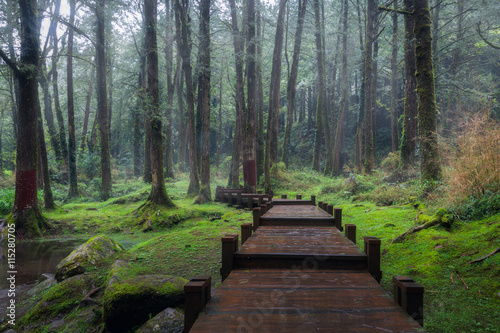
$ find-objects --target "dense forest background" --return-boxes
[0,0,499,224]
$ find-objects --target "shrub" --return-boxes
[380,151,401,174]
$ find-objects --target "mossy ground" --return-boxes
[4,169,499,332]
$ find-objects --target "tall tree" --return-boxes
[227,0,245,188]
[414,0,441,181]
[355,0,365,172]
[80,59,95,153]
[175,0,200,196]
[390,0,399,152]
[145,0,175,206]
[333,0,349,175]
[256,5,265,179]
[363,0,375,173]
[0,0,50,237]
[400,0,417,168]
[282,0,307,167]
[67,0,79,198]
[245,0,257,192]
[164,0,176,179]
[312,0,326,172]
[264,0,288,191]
[194,0,212,204]
[96,0,112,199]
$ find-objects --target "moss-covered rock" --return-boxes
[55,235,124,281]
[136,307,184,333]
[103,275,187,332]
[18,274,100,330]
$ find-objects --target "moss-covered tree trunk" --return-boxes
[390,0,399,152]
[400,0,417,168]
[354,0,365,172]
[80,59,95,154]
[363,0,375,174]
[414,0,442,181]
[145,0,175,207]
[194,0,212,204]
[164,0,176,180]
[256,6,265,183]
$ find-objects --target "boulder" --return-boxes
[103,275,187,332]
[136,308,184,333]
[55,235,124,281]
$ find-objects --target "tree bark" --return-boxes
[312,0,326,172]
[355,0,365,172]
[177,65,187,172]
[282,0,307,167]
[194,0,212,204]
[390,0,399,152]
[37,96,55,209]
[256,4,265,182]
[175,0,200,196]
[67,0,79,198]
[401,0,417,168]
[80,59,95,154]
[96,0,112,200]
[265,0,288,191]
[363,0,375,174]
[414,0,442,181]
[142,27,152,183]
[333,0,349,175]
[164,0,176,179]
[145,0,175,206]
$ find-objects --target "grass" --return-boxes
[5,169,500,332]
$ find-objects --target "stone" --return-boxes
[103,275,187,332]
[55,235,124,282]
[136,308,184,333]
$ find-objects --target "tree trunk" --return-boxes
[216,70,222,170]
[282,0,307,167]
[401,0,417,168]
[312,0,326,172]
[414,0,442,181]
[142,30,152,183]
[245,0,257,192]
[133,54,145,178]
[80,59,95,154]
[37,96,55,209]
[175,0,200,196]
[256,4,265,182]
[67,0,79,198]
[333,0,349,175]
[363,0,375,174]
[10,0,49,237]
[96,0,112,200]
[265,0,288,191]
[177,66,187,172]
[194,0,212,204]
[145,0,175,206]
[40,64,61,161]
[390,0,399,152]
[164,0,176,180]
[355,0,365,172]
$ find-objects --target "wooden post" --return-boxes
[345,224,356,243]
[260,203,267,215]
[366,237,382,283]
[318,201,323,209]
[227,192,233,207]
[247,195,254,209]
[241,223,252,245]
[296,194,302,200]
[236,192,242,208]
[334,208,343,231]
[184,276,211,332]
[253,207,261,231]
[281,194,287,199]
[393,276,424,326]
[221,235,238,282]
[257,190,262,194]
[191,275,212,305]
[322,202,328,212]
[363,236,377,254]
[258,195,263,206]
[327,204,333,216]
[311,195,316,206]
[215,186,220,202]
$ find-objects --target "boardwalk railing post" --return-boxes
[258,195,263,206]
[311,195,316,206]
[334,208,343,231]
[184,276,211,332]
[366,237,382,283]
[296,194,302,200]
[258,190,262,194]
[236,192,242,208]
[260,203,267,215]
[227,192,233,207]
[327,204,333,216]
[253,207,261,231]
[221,234,238,282]
[393,276,424,326]
[318,201,323,209]
[247,195,254,209]
[281,194,287,199]
[241,223,253,245]
[215,186,220,202]
[345,224,356,243]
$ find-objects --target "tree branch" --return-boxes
[477,23,500,50]
[0,48,21,77]
[378,6,413,15]
[470,247,500,264]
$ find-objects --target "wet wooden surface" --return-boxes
[262,205,331,218]
[190,269,425,332]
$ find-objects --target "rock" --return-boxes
[103,275,187,332]
[137,308,184,333]
[26,275,57,298]
[55,235,124,281]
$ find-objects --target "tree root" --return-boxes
[391,208,451,244]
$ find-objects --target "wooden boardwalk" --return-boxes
[185,198,425,332]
